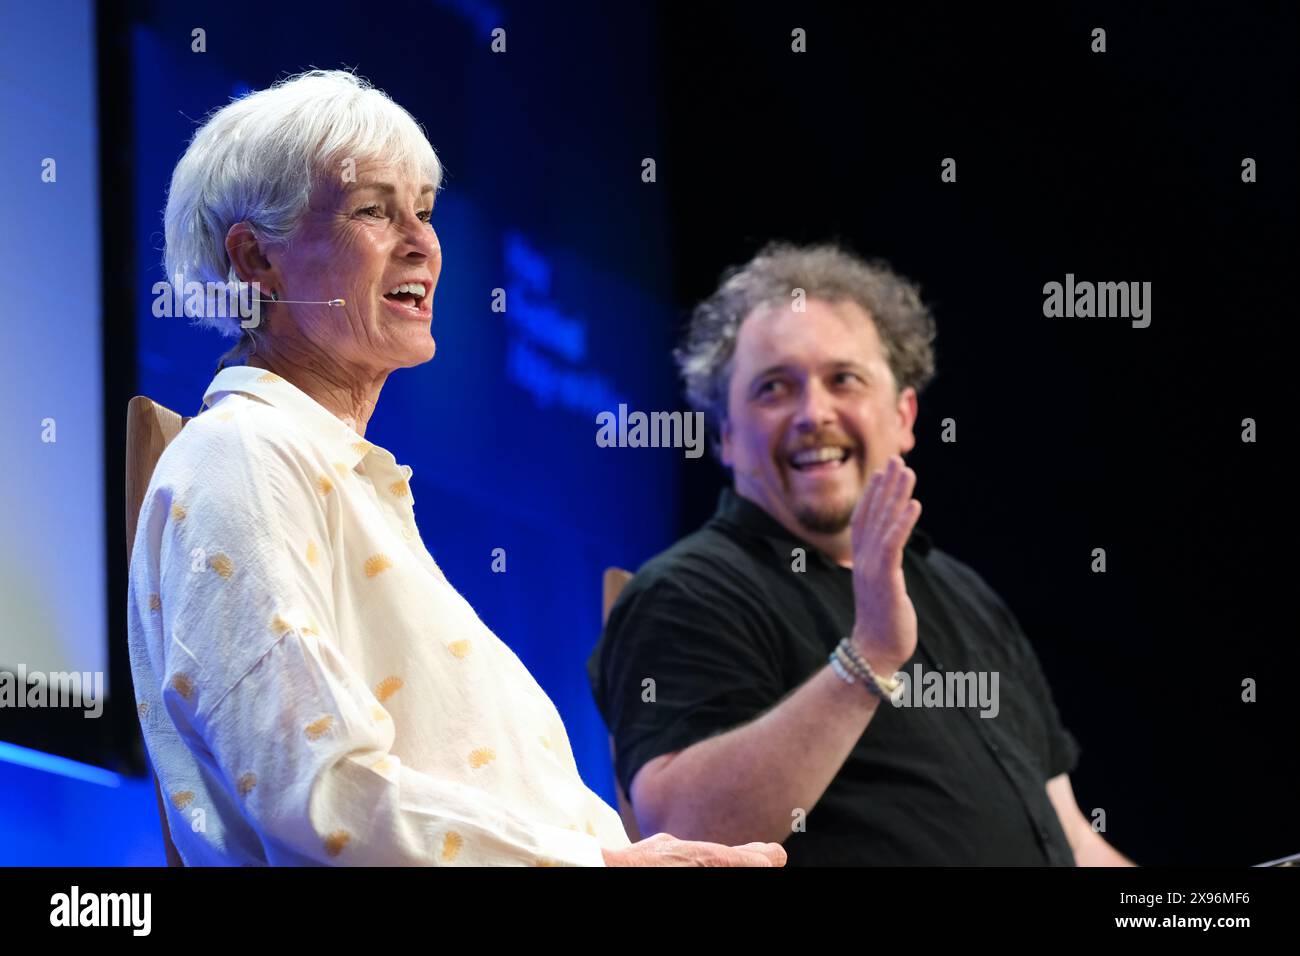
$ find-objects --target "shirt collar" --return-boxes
[201,365,393,471]
[715,486,933,563]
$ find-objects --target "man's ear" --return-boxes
[719,417,734,468]
[897,386,919,454]
[224,221,278,289]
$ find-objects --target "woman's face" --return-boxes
[262,157,442,374]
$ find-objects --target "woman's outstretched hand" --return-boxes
[601,832,787,867]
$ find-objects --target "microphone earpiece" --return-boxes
[261,297,346,307]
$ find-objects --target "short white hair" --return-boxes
[163,68,442,338]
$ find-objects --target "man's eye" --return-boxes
[417,210,432,223]
[756,380,785,397]
[359,205,383,217]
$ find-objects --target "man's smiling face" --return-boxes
[721,297,918,540]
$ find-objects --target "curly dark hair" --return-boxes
[675,241,937,457]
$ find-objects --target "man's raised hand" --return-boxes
[848,455,922,676]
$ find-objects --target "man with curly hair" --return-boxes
[588,242,1134,866]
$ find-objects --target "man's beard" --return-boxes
[793,496,856,536]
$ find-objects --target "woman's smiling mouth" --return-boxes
[381,281,431,317]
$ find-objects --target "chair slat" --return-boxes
[124,395,190,867]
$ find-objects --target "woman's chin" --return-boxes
[403,335,436,366]
[372,319,436,367]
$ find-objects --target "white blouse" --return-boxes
[127,365,631,865]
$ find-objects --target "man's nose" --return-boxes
[792,380,836,430]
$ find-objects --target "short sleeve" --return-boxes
[593,568,786,797]
[154,415,605,866]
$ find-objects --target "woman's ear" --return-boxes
[225,221,276,289]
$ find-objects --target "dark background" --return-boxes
[1,0,1292,866]
[662,1,1296,865]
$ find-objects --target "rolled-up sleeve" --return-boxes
[153,417,605,866]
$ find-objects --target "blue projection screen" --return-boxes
[0,0,108,688]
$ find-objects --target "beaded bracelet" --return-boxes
[829,643,877,696]
[828,652,858,685]
[840,637,902,695]
[829,637,901,699]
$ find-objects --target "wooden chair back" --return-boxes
[601,567,640,842]
[125,395,191,867]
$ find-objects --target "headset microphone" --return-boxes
[265,297,346,306]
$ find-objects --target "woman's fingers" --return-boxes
[625,833,787,867]
[707,842,785,866]
[738,841,788,866]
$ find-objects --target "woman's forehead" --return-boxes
[347,154,431,187]
[310,160,433,208]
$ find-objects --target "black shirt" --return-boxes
[587,488,1081,865]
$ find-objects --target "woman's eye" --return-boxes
[360,205,431,224]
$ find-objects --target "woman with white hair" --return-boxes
[128,69,785,867]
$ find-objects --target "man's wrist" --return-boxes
[833,637,903,698]
[848,631,906,678]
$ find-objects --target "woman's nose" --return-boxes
[397,215,440,260]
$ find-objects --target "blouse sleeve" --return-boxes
[153,414,605,866]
